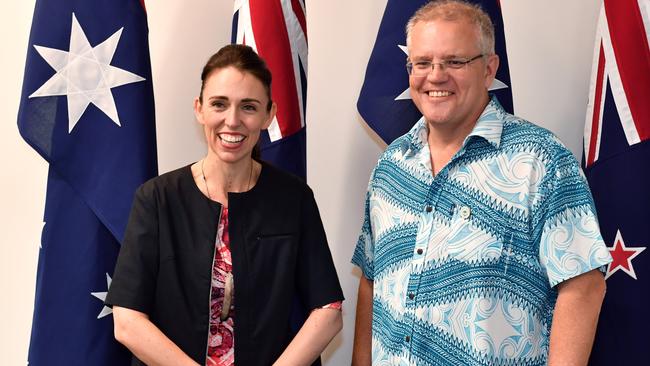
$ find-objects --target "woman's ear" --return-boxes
[193,97,204,125]
[263,102,278,129]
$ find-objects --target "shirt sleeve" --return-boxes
[295,187,345,310]
[105,183,159,314]
[536,148,612,287]
[351,173,376,281]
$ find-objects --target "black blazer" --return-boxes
[106,162,344,365]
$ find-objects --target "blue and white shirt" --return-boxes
[352,97,612,366]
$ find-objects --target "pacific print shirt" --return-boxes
[352,97,612,366]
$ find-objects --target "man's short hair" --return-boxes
[406,0,495,55]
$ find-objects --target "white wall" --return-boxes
[0,1,600,364]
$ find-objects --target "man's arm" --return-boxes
[548,269,606,365]
[352,276,373,366]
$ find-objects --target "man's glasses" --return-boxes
[406,54,485,77]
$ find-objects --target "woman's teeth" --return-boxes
[219,134,245,143]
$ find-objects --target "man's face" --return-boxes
[408,20,498,132]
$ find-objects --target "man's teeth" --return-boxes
[219,134,245,143]
[428,91,452,97]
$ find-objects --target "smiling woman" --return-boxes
[105,44,344,366]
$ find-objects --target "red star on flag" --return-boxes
[606,230,646,280]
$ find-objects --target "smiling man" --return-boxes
[351,1,612,365]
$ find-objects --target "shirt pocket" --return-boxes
[444,206,504,264]
[248,233,298,279]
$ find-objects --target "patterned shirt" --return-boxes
[352,97,612,366]
[207,207,235,366]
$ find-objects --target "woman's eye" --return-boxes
[211,101,226,109]
[242,104,257,112]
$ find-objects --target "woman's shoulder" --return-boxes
[258,160,310,193]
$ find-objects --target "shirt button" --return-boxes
[408,293,415,300]
[425,205,432,212]
[416,248,423,255]
[405,335,411,342]
[459,206,471,219]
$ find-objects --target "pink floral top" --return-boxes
[206,208,342,366]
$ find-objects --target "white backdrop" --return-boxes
[0,1,600,364]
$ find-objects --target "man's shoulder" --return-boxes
[499,114,573,159]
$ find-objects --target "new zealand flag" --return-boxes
[17,0,157,364]
[357,0,513,144]
[583,0,650,363]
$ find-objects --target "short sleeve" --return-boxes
[295,188,344,310]
[537,150,612,287]
[105,183,160,313]
[351,173,375,280]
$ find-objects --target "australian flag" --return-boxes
[583,0,650,363]
[17,0,157,364]
[357,0,513,144]
[232,0,308,178]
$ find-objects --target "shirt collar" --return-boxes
[398,117,428,158]
[463,95,505,149]
[398,95,506,158]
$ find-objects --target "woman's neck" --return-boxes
[197,156,257,206]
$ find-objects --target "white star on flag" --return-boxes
[29,13,145,133]
[394,44,508,101]
[91,273,113,319]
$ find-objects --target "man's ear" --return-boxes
[484,54,500,89]
[263,102,278,129]
[193,97,204,125]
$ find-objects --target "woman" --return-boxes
[106,44,344,366]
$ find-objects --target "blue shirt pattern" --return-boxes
[352,97,612,366]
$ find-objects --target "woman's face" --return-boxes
[194,66,276,166]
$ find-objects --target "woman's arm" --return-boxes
[113,306,199,366]
[273,307,343,366]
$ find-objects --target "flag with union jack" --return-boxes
[357,0,513,144]
[583,0,650,363]
[232,0,307,178]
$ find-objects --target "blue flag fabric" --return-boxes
[357,0,513,144]
[583,1,650,363]
[17,0,157,364]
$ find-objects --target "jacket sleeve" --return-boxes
[295,187,345,310]
[105,183,159,314]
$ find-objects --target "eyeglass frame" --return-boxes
[406,54,485,76]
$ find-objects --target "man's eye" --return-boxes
[414,61,431,69]
[446,60,466,67]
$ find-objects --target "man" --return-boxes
[351,1,612,365]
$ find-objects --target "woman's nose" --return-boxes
[224,108,240,127]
